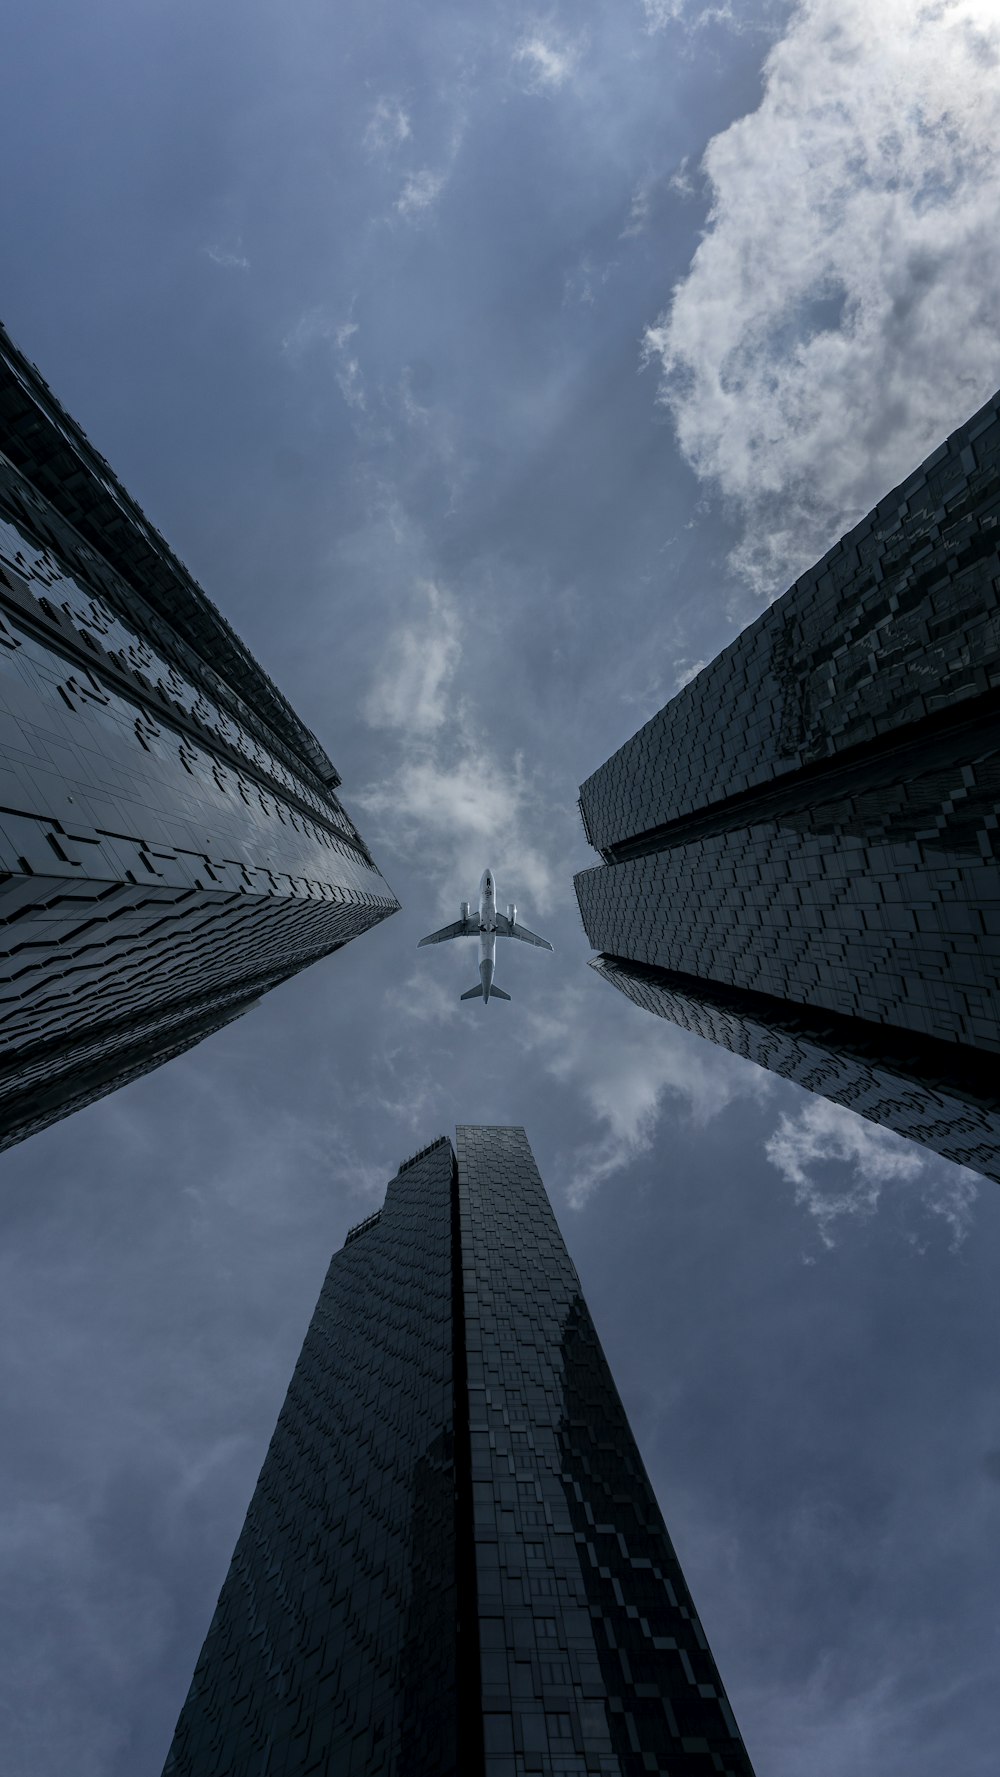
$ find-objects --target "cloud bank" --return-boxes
[363,580,461,734]
[765,1098,980,1249]
[521,988,774,1206]
[513,30,581,91]
[396,168,447,218]
[357,575,557,909]
[363,96,412,157]
[645,0,1000,601]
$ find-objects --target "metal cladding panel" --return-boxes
[575,803,1000,1055]
[163,1138,461,1777]
[576,389,1000,1173]
[579,391,1000,856]
[2,968,263,1154]
[163,1129,756,1776]
[0,359,397,1149]
[0,320,340,787]
[456,1124,754,1777]
[589,956,1000,1186]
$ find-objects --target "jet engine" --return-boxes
[461,901,470,921]
[507,903,516,929]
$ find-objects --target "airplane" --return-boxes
[418,868,553,1004]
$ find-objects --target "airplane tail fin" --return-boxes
[461,983,484,1000]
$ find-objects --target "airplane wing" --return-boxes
[417,918,479,947]
[495,914,553,951]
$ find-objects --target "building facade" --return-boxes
[576,392,1000,1183]
[163,1127,755,1777]
[0,323,397,1150]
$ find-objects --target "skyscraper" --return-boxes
[0,323,397,1151]
[163,1127,755,1777]
[576,392,1000,1184]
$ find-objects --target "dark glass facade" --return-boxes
[576,392,1000,1181]
[163,1127,755,1777]
[0,323,398,1150]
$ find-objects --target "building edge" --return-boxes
[0,317,340,789]
[587,953,1000,1184]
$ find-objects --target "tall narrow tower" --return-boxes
[576,392,1000,1183]
[0,323,397,1150]
[163,1127,755,1777]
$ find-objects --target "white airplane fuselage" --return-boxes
[477,867,498,1001]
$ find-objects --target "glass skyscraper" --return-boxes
[0,323,397,1150]
[576,391,1000,1183]
[163,1126,755,1777]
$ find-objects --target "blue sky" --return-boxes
[2,2,1000,1773]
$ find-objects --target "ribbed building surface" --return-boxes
[576,391,1000,1181]
[0,322,397,1150]
[590,956,1000,1183]
[163,1128,755,1777]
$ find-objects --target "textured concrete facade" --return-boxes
[577,391,1000,1178]
[163,1128,755,1777]
[0,323,397,1150]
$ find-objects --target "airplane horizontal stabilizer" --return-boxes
[490,985,511,1001]
[460,983,484,1000]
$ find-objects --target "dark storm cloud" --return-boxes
[1,2,998,1774]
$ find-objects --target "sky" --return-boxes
[2,1,1000,1773]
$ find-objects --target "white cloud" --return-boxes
[204,243,250,271]
[622,170,690,239]
[396,168,447,218]
[564,258,597,308]
[389,969,462,1026]
[360,743,557,910]
[921,1165,980,1252]
[358,1055,439,1137]
[363,96,411,157]
[363,580,461,734]
[398,366,428,429]
[622,176,656,239]
[765,1098,979,1249]
[513,30,581,90]
[365,755,502,836]
[389,97,467,225]
[335,343,366,412]
[668,155,697,199]
[672,656,707,691]
[521,989,773,1206]
[640,0,686,26]
[397,367,465,511]
[766,1100,920,1244]
[281,307,339,360]
[563,256,619,308]
[644,0,1000,603]
[641,0,747,31]
[281,310,368,412]
[357,573,557,909]
[330,320,369,414]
